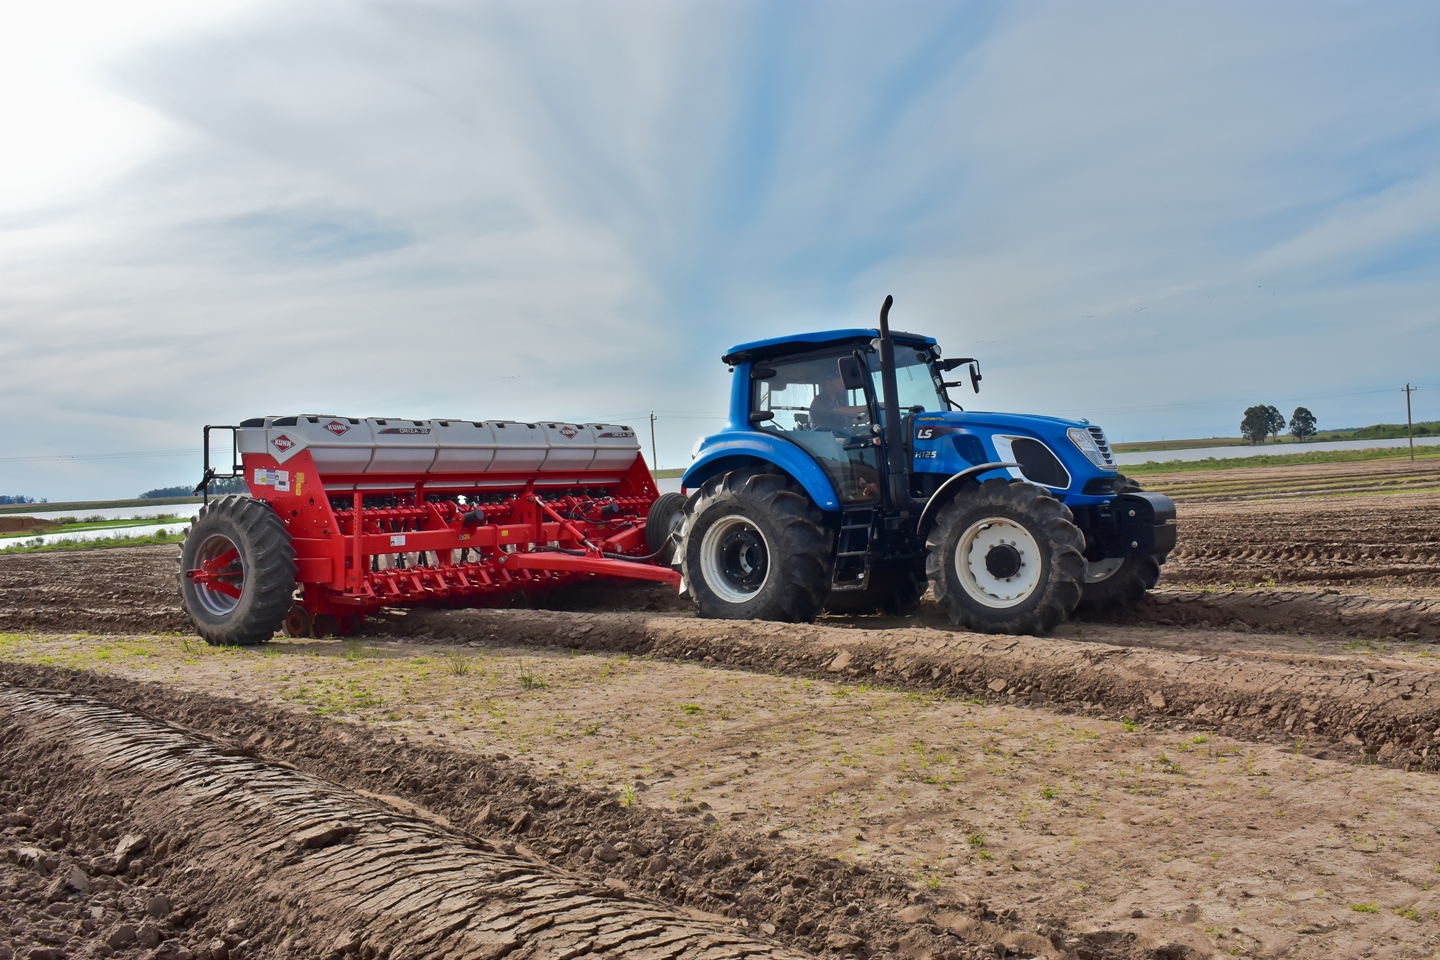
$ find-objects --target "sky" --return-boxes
[2,0,1438,501]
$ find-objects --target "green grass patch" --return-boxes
[0,530,185,555]
[1113,421,1440,454]
[1124,446,1440,475]
[0,515,185,540]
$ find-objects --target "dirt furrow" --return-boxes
[0,663,1139,960]
[403,608,1440,770]
[4,543,1439,648]
[0,685,807,960]
[1112,589,1440,640]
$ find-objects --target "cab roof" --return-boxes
[722,328,937,365]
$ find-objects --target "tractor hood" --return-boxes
[911,409,1120,504]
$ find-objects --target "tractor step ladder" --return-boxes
[831,506,875,591]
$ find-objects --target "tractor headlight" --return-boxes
[1067,427,1109,468]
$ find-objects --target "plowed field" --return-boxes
[3,463,1439,960]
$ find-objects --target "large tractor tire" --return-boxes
[679,469,832,622]
[823,568,927,617]
[1076,475,1165,615]
[1075,555,1161,615]
[925,478,1085,635]
[177,495,296,646]
[645,492,689,566]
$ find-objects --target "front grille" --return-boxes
[1088,426,1115,467]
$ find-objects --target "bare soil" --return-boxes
[1,683,811,960]
[3,468,1440,959]
[1137,457,1440,505]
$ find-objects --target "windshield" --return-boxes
[869,347,946,412]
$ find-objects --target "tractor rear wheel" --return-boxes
[680,469,832,622]
[177,495,296,646]
[823,569,927,616]
[925,478,1085,635]
[645,492,689,565]
[1076,475,1164,614]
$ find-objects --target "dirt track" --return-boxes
[0,685,809,960]
[3,477,1440,959]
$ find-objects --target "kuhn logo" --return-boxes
[272,434,295,452]
[560,425,578,439]
[323,420,350,436]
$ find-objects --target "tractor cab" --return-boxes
[741,330,940,505]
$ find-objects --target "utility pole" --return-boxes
[1403,384,1418,461]
[649,412,658,470]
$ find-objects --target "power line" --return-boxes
[1404,384,1418,461]
[0,449,197,464]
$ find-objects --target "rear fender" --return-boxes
[916,462,1020,536]
[682,434,841,512]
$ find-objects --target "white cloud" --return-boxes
[1,0,1438,499]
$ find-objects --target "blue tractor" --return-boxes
[669,296,1176,635]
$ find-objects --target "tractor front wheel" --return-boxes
[926,479,1085,635]
[680,469,832,622]
[1075,555,1162,615]
[1076,474,1165,615]
[177,495,296,646]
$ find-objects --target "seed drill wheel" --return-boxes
[925,478,1085,635]
[177,495,296,646]
[284,604,314,638]
[311,613,359,638]
[645,492,689,566]
[1074,474,1166,615]
[679,469,832,623]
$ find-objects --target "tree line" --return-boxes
[139,477,247,498]
[1241,405,1317,444]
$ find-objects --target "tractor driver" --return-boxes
[809,374,868,432]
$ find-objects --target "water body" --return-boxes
[1,521,192,548]
[16,503,203,523]
[1113,435,1440,465]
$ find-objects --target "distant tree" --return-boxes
[0,495,36,505]
[1240,406,1271,444]
[139,476,246,499]
[139,485,193,499]
[1289,406,1317,442]
[1264,405,1285,441]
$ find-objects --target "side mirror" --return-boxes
[751,366,777,380]
[939,357,976,372]
[837,356,867,391]
[969,362,982,394]
[748,410,775,425]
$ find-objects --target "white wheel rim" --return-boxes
[955,517,1043,609]
[699,514,771,604]
[192,533,244,617]
[1084,557,1125,583]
